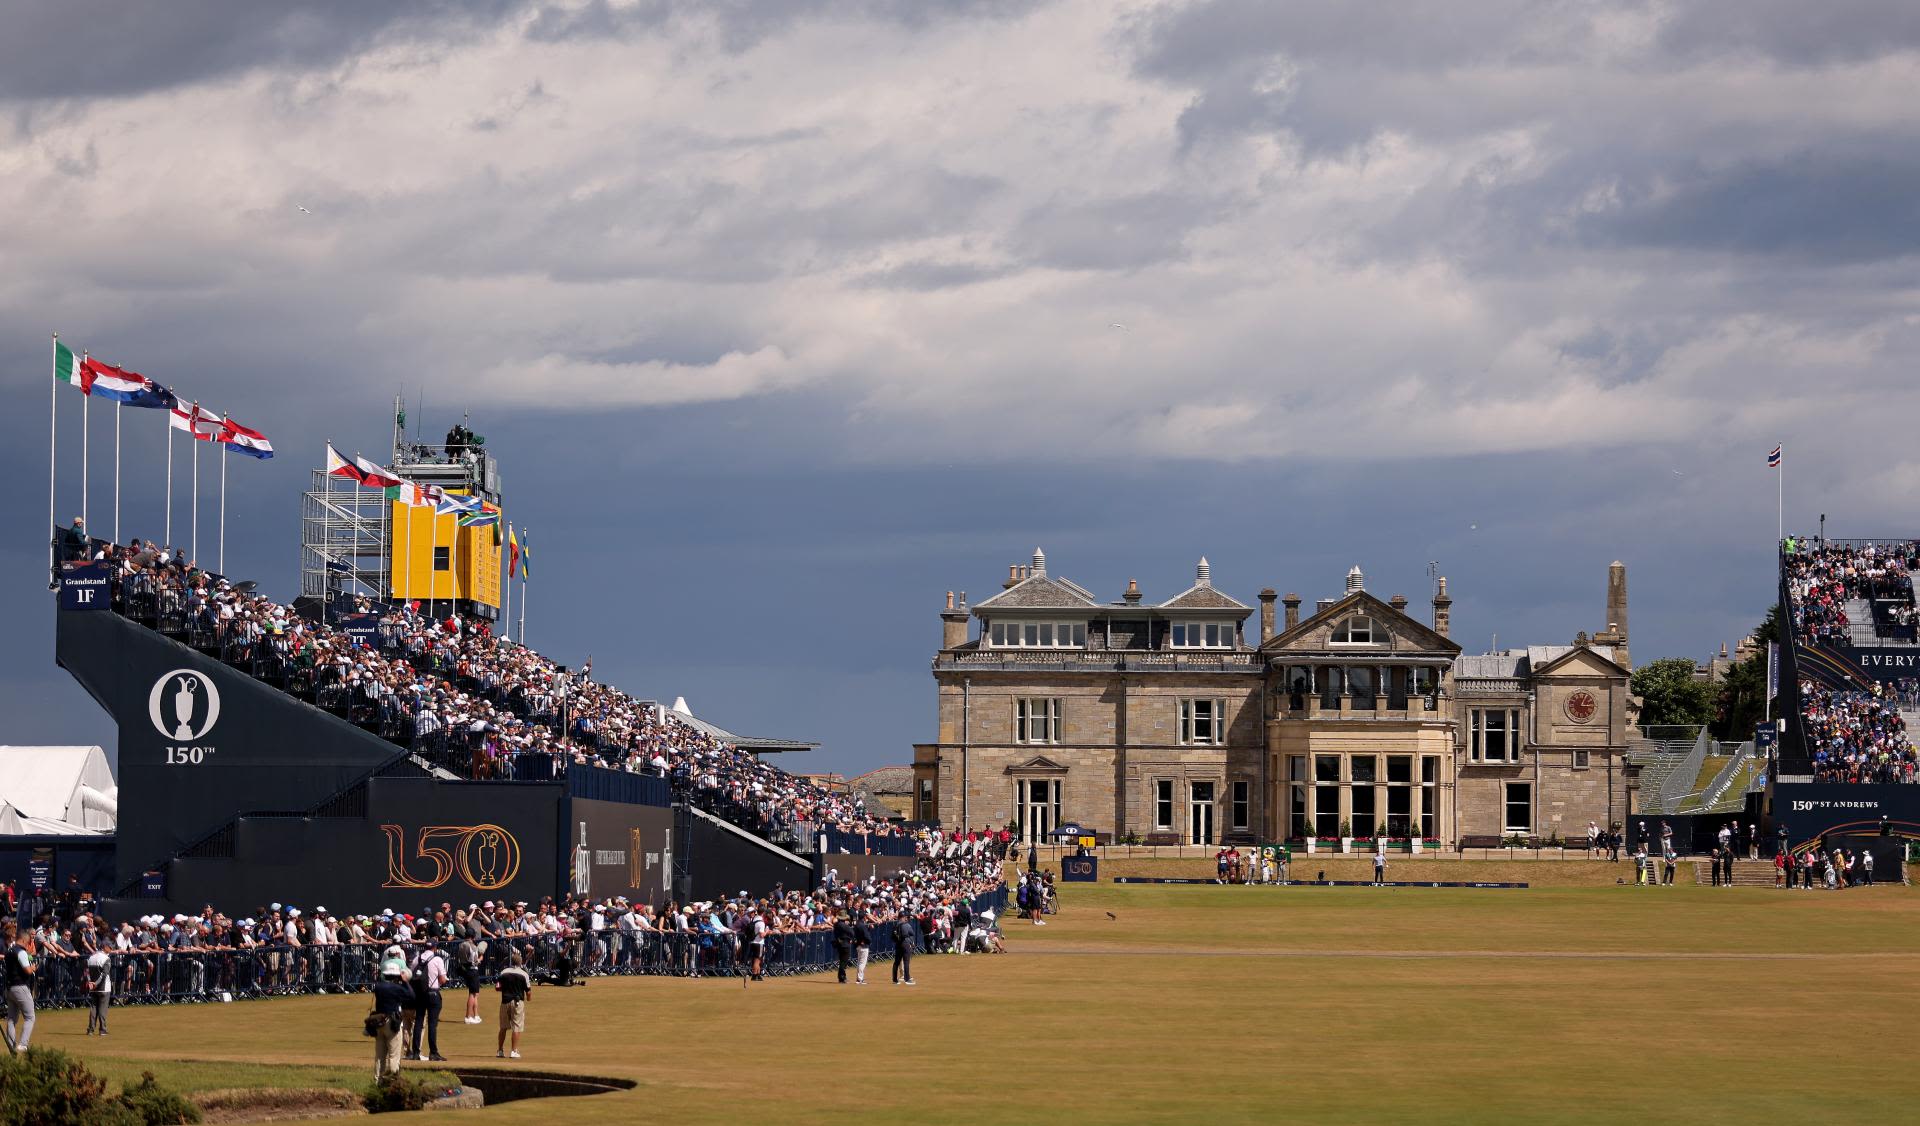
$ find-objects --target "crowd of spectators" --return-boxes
[1783,537,1919,645]
[1799,681,1920,784]
[68,530,904,845]
[14,836,1009,1010]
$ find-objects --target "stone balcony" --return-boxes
[933,650,1262,673]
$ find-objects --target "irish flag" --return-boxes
[53,341,89,392]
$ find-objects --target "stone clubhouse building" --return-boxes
[912,551,1635,848]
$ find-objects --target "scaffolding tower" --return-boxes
[298,408,504,615]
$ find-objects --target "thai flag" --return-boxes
[1768,445,1782,469]
[219,418,275,459]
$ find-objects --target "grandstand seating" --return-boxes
[65,533,908,846]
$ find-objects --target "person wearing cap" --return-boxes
[495,949,531,1059]
[369,955,411,1082]
[84,945,112,1035]
[851,911,872,986]
[890,912,917,987]
[408,940,448,1062]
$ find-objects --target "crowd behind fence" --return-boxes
[24,888,1008,1011]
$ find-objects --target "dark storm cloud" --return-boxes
[0,1,523,100]
[1655,0,1920,67]
[1584,152,1920,263]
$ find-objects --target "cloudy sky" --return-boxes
[5,0,1917,773]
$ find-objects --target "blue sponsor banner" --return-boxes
[1795,641,1920,688]
[59,563,111,611]
[1061,855,1099,882]
[1773,782,1920,847]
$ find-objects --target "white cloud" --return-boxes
[2,0,1918,475]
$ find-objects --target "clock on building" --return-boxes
[1565,690,1598,723]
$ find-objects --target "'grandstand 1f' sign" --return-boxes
[59,562,110,611]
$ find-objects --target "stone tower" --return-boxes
[1595,561,1630,670]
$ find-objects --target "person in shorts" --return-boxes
[456,930,484,1023]
[495,950,530,1059]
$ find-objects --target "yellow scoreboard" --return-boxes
[389,498,502,609]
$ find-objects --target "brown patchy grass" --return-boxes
[36,880,1920,1125]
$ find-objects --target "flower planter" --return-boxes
[1410,837,1424,855]
[1340,837,1353,854]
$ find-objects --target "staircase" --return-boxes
[1846,599,1879,646]
[1629,743,1693,814]
[1690,858,1777,887]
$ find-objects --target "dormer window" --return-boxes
[1171,621,1233,648]
[1330,616,1381,645]
[989,620,1087,648]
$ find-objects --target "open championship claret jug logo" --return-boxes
[147,668,221,763]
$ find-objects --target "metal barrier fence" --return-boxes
[26,889,1008,1010]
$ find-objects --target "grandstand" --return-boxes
[1773,535,1920,846]
[48,521,980,922]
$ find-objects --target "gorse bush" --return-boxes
[0,1049,199,1125]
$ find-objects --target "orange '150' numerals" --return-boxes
[380,824,521,890]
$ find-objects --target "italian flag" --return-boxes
[53,340,89,392]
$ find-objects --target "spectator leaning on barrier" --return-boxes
[3,920,35,1054]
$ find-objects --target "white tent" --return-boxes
[0,745,117,834]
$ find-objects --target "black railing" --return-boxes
[24,889,1008,1010]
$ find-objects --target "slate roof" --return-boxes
[1159,584,1252,612]
[974,574,1099,610]
[1455,646,1620,680]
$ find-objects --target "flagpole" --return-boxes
[165,418,173,547]
[191,404,199,564]
[113,401,121,544]
[502,523,512,644]
[519,572,527,648]
[219,442,227,574]
[81,366,89,535]
[48,333,59,585]
[1777,444,1783,545]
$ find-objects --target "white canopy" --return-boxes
[0,745,117,834]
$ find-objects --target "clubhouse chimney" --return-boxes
[1282,592,1302,632]
[1432,577,1452,639]
[1258,589,1277,644]
[942,592,968,650]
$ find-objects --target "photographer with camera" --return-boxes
[367,953,411,1082]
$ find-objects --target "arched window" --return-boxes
[1330,616,1380,645]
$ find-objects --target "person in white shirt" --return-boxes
[409,943,449,1062]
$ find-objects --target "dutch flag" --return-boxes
[1767,445,1782,469]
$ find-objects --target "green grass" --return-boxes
[77,1055,455,1098]
[35,881,1920,1124]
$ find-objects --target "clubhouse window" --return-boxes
[1016,698,1062,745]
[1154,779,1175,830]
[1504,782,1532,835]
[1179,698,1228,745]
[917,777,936,821]
[1471,708,1521,763]
[1230,780,1250,831]
[1171,621,1233,648]
[1572,749,1591,769]
[1329,616,1380,645]
[989,620,1087,648]
[432,546,450,571]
